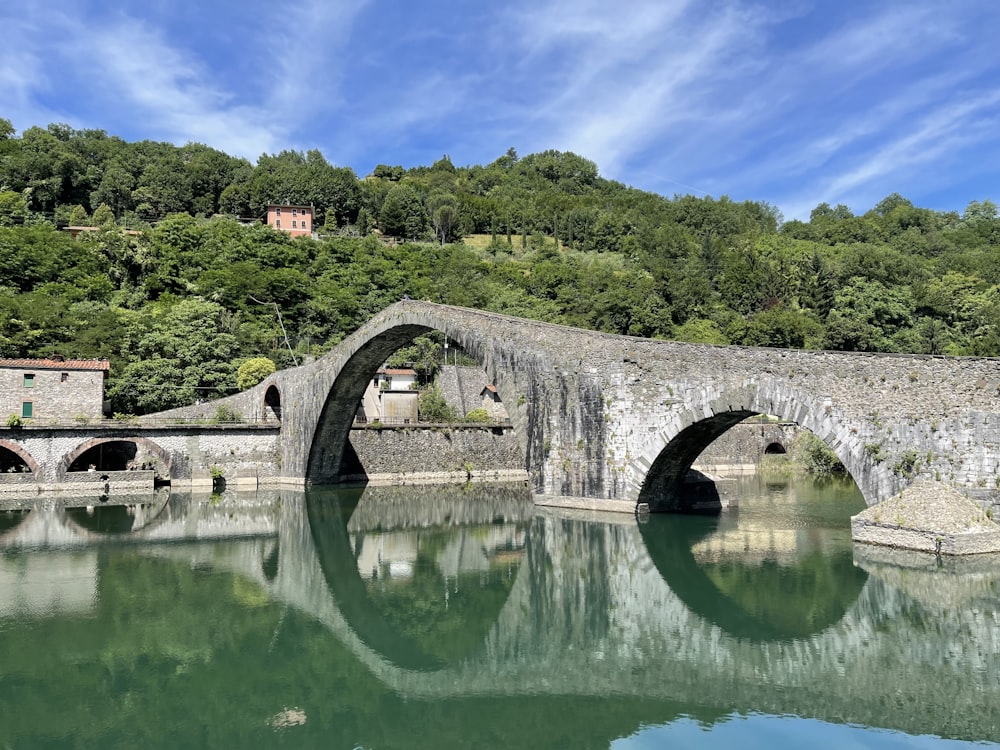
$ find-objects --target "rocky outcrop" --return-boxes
[852,478,1000,554]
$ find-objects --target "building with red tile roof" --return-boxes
[0,357,109,421]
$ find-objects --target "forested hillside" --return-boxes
[1,119,998,415]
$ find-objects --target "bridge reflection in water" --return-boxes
[0,481,998,747]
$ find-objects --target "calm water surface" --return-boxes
[0,476,998,748]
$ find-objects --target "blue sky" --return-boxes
[2,0,999,220]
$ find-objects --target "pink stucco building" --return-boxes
[265,205,314,236]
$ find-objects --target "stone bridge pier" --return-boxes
[152,302,1000,511]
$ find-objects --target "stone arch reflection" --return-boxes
[64,489,172,536]
[639,480,868,641]
[307,482,534,670]
[0,507,31,538]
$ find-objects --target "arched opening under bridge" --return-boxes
[306,327,524,485]
[637,404,856,513]
[0,441,38,475]
[62,438,172,482]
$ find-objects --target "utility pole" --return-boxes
[249,296,298,366]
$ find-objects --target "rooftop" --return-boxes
[0,358,110,372]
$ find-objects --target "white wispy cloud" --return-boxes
[3,0,999,218]
[0,12,69,133]
[0,3,284,156]
[738,2,1000,217]
[498,1,773,178]
[800,88,1000,213]
[607,0,1000,216]
[261,0,372,118]
[78,19,282,156]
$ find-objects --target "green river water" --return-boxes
[0,476,998,748]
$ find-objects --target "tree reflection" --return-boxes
[307,483,533,669]
[640,477,868,641]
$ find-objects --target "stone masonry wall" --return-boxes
[0,367,106,421]
[694,422,799,476]
[0,426,281,487]
[343,425,526,483]
[436,365,509,420]
[0,423,525,491]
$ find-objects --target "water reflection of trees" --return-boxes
[358,525,524,663]
[307,482,533,669]
[640,477,869,641]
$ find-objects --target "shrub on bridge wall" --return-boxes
[793,432,845,476]
[464,408,491,423]
[212,404,243,424]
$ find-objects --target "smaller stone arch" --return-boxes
[0,440,41,475]
[60,437,173,479]
[763,442,787,455]
[264,384,282,423]
[630,382,881,510]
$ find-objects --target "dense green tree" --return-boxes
[0,191,28,225]
[418,384,458,422]
[236,357,277,390]
[90,164,136,217]
[1,118,999,415]
[824,278,914,352]
[673,318,729,345]
[108,297,241,412]
[427,191,460,244]
[379,184,427,239]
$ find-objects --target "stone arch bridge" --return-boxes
[151,300,1000,510]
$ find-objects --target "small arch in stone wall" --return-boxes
[61,437,173,479]
[264,384,282,423]
[0,440,40,475]
[763,442,787,455]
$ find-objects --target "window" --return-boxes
[61,372,69,382]
[292,220,297,228]
[276,219,281,228]
[23,373,34,388]
[292,208,298,216]
[276,207,281,215]
[21,402,33,419]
